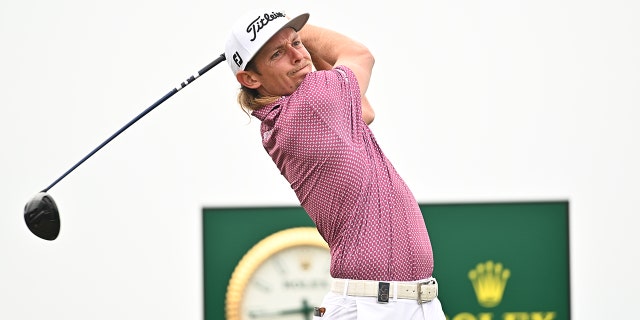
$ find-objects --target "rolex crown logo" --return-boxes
[468,260,511,308]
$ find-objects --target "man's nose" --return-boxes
[286,44,304,60]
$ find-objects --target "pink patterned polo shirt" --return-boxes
[252,66,434,281]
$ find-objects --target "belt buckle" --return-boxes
[417,280,438,304]
[377,282,390,304]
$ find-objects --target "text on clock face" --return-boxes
[284,279,330,290]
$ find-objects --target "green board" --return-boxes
[203,201,570,320]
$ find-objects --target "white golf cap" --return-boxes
[225,9,310,75]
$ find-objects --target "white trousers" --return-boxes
[314,291,446,320]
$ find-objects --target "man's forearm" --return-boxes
[299,24,370,70]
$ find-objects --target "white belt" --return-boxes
[330,278,438,304]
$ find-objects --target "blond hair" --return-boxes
[237,86,280,114]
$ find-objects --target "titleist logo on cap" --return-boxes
[245,11,286,41]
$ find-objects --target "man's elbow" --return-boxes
[361,95,375,125]
[363,108,375,125]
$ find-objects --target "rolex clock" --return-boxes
[225,227,332,320]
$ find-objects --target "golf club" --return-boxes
[24,53,227,241]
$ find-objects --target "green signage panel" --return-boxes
[203,201,570,320]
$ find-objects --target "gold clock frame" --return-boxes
[225,227,329,320]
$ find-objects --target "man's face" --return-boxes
[249,27,313,97]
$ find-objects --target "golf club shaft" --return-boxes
[42,53,226,193]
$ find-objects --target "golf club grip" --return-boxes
[42,53,227,193]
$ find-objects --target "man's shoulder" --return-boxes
[299,67,354,90]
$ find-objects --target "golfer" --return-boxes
[225,9,446,319]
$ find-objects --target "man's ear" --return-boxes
[236,71,261,89]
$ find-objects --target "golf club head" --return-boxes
[24,192,60,240]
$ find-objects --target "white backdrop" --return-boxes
[1,0,638,319]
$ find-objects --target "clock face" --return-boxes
[226,227,332,320]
